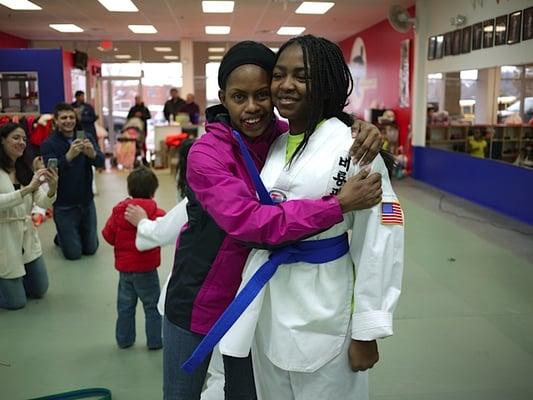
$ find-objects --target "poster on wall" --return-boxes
[452,29,462,55]
[483,19,494,48]
[435,35,444,59]
[427,36,436,60]
[507,10,522,44]
[346,37,377,114]
[495,15,508,45]
[399,39,409,108]
[524,7,533,41]
[472,22,483,50]
[461,26,472,53]
[444,31,453,56]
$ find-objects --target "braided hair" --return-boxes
[277,35,354,164]
[277,35,395,176]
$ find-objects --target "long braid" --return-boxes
[277,35,354,165]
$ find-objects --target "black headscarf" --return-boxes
[218,41,276,89]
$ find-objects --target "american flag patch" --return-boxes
[381,202,404,225]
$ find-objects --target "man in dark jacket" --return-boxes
[41,102,105,260]
[71,90,98,145]
[163,88,185,123]
[127,95,151,134]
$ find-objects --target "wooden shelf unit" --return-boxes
[426,124,533,163]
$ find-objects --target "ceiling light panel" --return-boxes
[208,47,226,52]
[208,55,223,61]
[97,0,138,12]
[202,1,234,13]
[115,54,132,59]
[0,0,41,10]
[154,47,172,52]
[128,25,157,34]
[295,2,334,15]
[205,26,231,35]
[277,26,306,35]
[49,24,84,33]
[163,55,179,60]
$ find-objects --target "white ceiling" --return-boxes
[0,0,413,44]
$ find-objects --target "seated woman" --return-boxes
[0,122,58,310]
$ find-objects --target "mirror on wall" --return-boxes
[426,63,533,169]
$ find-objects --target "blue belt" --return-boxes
[182,233,349,373]
[181,130,349,373]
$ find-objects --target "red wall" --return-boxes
[0,31,28,48]
[339,7,414,155]
[62,50,102,103]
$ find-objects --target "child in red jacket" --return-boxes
[102,166,166,349]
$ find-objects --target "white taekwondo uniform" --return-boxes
[219,117,404,400]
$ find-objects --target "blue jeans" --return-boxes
[116,270,162,349]
[0,256,49,310]
[162,317,257,400]
[53,201,99,260]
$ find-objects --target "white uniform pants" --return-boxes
[252,333,369,400]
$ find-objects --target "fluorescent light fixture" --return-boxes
[496,25,506,32]
[269,47,279,52]
[97,0,138,12]
[205,26,231,34]
[295,2,334,15]
[163,55,179,60]
[208,55,223,61]
[128,24,157,34]
[49,24,84,33]
[202,1,234,13]
[208,47,226,52]
[154,47,172,52]
[0,0,41,10]
[427,73,443,80]
[277,26,305,35]
[483,25,493,32]
[115,54,132,59]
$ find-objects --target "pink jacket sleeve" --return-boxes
[187,146,343,247]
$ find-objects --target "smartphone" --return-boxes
[76,130,85,140]
[47,158,58,170]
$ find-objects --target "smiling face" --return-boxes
[271,43,310,134]
[1,127,27,163]
[55,110,77,137]
[219,64,273,139]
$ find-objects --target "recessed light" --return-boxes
[295,2,334,15]
[128,24,157,34]
[202,1,234,13]
[0,0,41,10]
[115,54,132,59]
[163,55,179,60]
[154,47,172,52]
[208,47,226,52]
[208,55,223,61]
[205,26,231,35]
[97,0,138,12]
[277,26,305,35]
[49,24,84,33]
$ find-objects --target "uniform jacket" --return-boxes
[0,169,56,279]
[41,130,105,207]
[219,118,404,373]
[165,107,344,335]
[102,197,165,273]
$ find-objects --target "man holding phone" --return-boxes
[41,102,105,260]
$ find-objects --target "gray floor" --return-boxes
[1,172,532,400]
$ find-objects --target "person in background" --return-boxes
[102,166,166,350]
[180,94,200,125]
[127,95,151,134]
[41,103,105,260]
[0,122,57,309]
[163,88,186,123]
[71,90,98,145]
[467,128,488,158]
